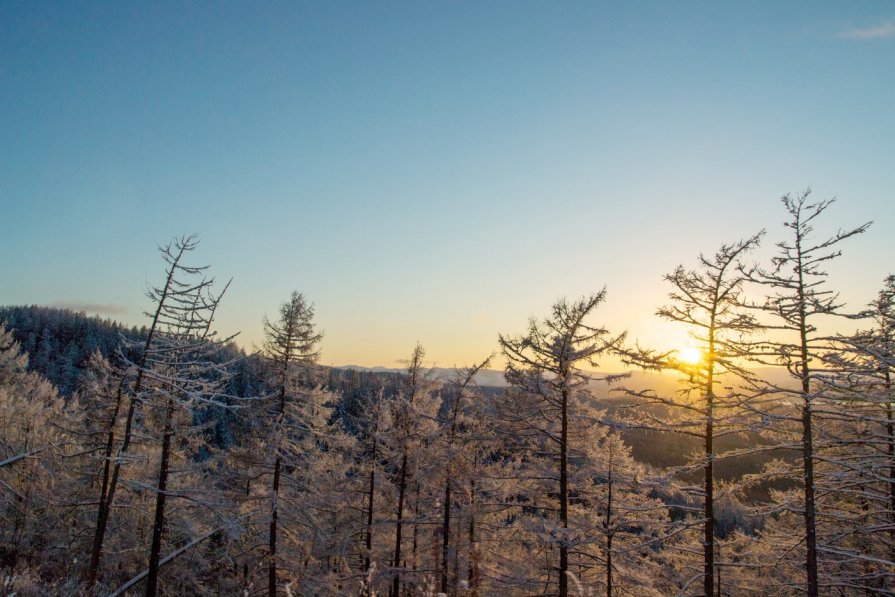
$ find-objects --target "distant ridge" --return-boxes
[334,363,795,396]
[334,364,508,387]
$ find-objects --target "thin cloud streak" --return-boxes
[840,21,895,40]
[52,301,129,316]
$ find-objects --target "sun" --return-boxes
[677,346,703,365]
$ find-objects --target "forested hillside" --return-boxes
[0,306,148,396]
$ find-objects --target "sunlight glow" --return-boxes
[677,346,703,365]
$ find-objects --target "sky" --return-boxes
[2,2,894,369]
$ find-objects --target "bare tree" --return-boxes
[85,235,210,592]
[439,355,492,595]
[497,292,625,597]
[388,343,434,597]
[262,291,322,597]
[622,233,762,596]
[742,191,870,596]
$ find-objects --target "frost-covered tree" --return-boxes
[853,274,895,572]
[86,235,214,592]
[75,236,239,596]
[348,387,388,595]
[225,291,362,595]
[741,191,870,596]
[621,233,762,595]
[0,323,78,579]
[262,291,322,597]
[584,430,669,596]
[140,272,234,596]
[385,343,440,597]
[495,292,625,597]
[437,356,492,596]
[808,274,895,591]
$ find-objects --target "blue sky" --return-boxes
[2,2,893,367]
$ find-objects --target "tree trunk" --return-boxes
[799,308,819,596]
[391,450,408,597]
[605,445,613,597]
[145,399,175,597]
[801,387,819,597]
[468,472,478,597]
[559,384,569,597]
[704,390,714,597]
[441,475,451,594]
[412,481,420,582]
[268,380,289,597]
[452,519,460,597]
[886,372,894,575]
[86,379,125,593]
[268,450,282,597]
[364,438,377,581]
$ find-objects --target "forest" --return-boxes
[2,191,893,596]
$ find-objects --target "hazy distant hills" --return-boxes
[336,363,795,397]
[336,364,509,388]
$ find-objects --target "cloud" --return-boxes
[841,20,895,40]
[52,301,129,316]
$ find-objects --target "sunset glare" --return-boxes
[677,346,703,366]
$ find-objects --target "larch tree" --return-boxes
[855,274,895,573]
[496,292,625,597]
[621,233,762,596]
[438,356,492,596]
[348,387,388,595]
[0,323,77,578]
[82,237,237,597]
[385,343,439,597]
[742,191,870,596]
[141,270,234,597]
[86,235,210,593]
[583,429,668,597]
[261,291,322,597]
[812,274,895,591]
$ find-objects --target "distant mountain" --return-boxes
[335,363,796,397]
[335,364,508,387]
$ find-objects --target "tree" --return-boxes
[350,387,387,595]
[0,323,75,575]
[810,274,895,591]
[853,274,895,575]
[621,233,762,595]
[262,291,322,597]
[496,292,625,597]
[86,235,212,592]
[742,191,870,596]
[584,430,668,596]
[386,343,439,597]
[438,356,492,596]
[141,268,233,596]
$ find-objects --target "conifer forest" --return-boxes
[2,195,895,595]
